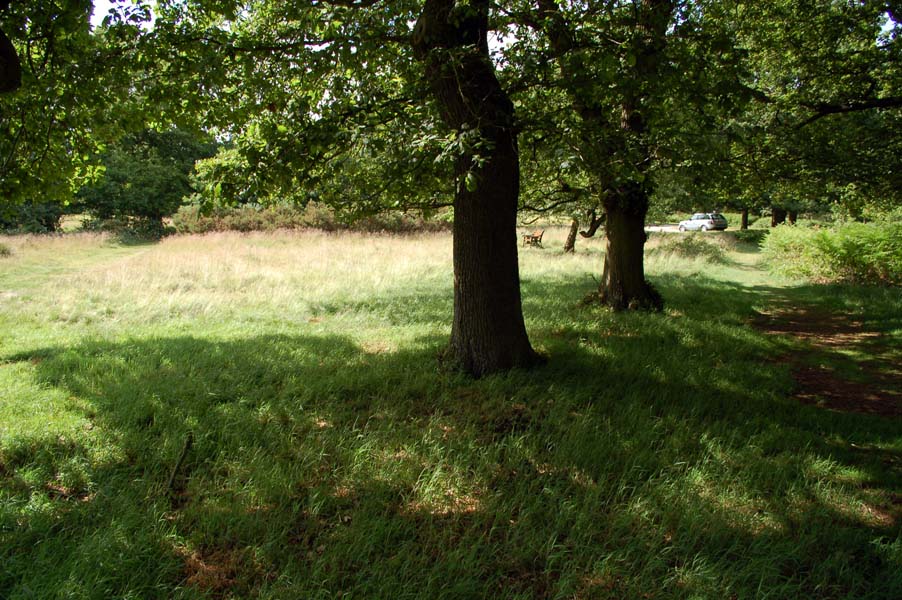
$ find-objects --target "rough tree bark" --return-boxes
[563,218,579,252]
[740,208,749,230]
[597,188,662,310]
[599,184,662,310]
[413,0,542,376]
[771,207,787,227]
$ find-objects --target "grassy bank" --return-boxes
[1,229,900,599]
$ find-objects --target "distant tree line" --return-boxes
[1,129,215,234]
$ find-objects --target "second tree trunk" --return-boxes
[598,185,662,311]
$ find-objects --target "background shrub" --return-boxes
[762,221,901,284]
[0,202,64,233]
[749,216,773,229]
[0,242,11,257]
[76,129,216,231]
[81,216,173,241]
[728,229,768,245]
[172,205,310,234]
[172,203,452,235]
[648,234,727,263]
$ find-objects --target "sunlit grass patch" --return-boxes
[30,231,449,326]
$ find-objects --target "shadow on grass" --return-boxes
[2,274,901,598]
[750,281,902,341]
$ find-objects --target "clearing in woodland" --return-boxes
[1,229,900,599]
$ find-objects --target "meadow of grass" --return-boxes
[1,228,900,599]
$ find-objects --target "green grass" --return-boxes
[1,229,900,599]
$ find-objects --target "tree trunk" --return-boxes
[0,26,21,94]
[563,218,578,252]
[787,210,798,225]
[536,0,672,311]
[597,184,662,311]
[771,207,787,227]
[740,208,749,230]
[413,0,541,376]
[449,147,541,376]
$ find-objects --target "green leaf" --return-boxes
[465,172,478,192]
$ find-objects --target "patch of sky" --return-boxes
[90,0,155,29]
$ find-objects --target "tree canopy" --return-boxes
[76,128,216,230]
[698,1,901,219]
[0,0,152,206]
[3,1,898,217]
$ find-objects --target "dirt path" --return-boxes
[753,300,902,417]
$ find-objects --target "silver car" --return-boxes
[678,212,728,232]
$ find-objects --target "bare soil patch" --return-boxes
[753,303,902,417]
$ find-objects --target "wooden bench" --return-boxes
[522,229,544,248]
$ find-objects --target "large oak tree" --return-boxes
[500,0,758,309]
[147,0,542,376]
[413,0,542,374]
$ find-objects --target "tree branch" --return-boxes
[797,96,902,128]
[520,195,579,214]
[311,0,384,6]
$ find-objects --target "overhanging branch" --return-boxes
[797,96,902,128]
